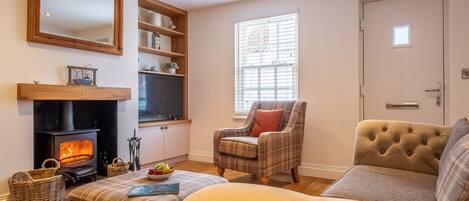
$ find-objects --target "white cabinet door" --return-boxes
[163,124,190,159]
[139,126,165,165]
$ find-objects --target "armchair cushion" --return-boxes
[219,137,258,159]
[250,109,284,137]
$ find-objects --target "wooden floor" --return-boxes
[173,160,334,196]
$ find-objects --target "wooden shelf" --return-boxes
[17,83,131,100]
[138,21,185,37]
[139,46,185,57]
[139,119,192,128]
[139,70,185,77]
[139,0,186,17]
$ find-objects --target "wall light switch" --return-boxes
[463,68,469,79]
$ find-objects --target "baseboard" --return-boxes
[188,149,213,163]
[298,162,349,180]
[188,150,349,180]
[0,193,9,201]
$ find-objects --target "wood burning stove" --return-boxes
[36,129,99,180]
[34,100,118,184]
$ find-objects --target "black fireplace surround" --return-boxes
[34,100,118,179]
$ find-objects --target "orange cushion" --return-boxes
[250,109,284,137]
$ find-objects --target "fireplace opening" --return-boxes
[34,100,118,185]
[60,139,94,166]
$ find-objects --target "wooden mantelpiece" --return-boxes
[17,83,131,100]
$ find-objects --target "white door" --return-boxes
[362,0,444,124]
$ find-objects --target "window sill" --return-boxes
[233,115,247,121]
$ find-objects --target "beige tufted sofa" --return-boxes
[322,120,453,201]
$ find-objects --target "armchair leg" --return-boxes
[291,167,299,183]
[260,177,270,185]
[217,167,225,177]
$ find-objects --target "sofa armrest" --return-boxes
[353,120,452,175]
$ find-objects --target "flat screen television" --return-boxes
[138,72,183,122]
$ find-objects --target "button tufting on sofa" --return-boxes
[353,120,452,175]
[406,150,414,157]
[421,138,428,145]
[380,149,386,154]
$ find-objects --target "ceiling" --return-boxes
[161,0,243,10]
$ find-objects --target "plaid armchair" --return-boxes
[213,101,307,184]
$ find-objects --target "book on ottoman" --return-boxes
[128,183,180,197]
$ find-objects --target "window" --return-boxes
[235,13,298,114]
[393,24,411,47]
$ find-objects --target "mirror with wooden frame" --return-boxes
[27,0,123,55]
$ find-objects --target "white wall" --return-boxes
[188,0,361,179]
[0,0,138,196]
[448,0,469,124]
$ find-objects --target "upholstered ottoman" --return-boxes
[68,170,228,201]
[184,183,354,201]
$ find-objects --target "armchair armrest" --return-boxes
[214,127,251,138]
[213,127,251,164]
[257,129,303,177]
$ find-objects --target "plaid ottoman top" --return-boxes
[68,170,228,201]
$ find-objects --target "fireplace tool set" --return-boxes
[128,129,142,171]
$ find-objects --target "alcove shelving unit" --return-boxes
[138,0,189,124]
[137,0,191,165]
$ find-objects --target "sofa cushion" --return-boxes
[436,134,469,201]
[219,137,258,158]
[322,165,437,201]
[439,118,469,176]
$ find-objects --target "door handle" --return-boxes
[424,82,442,106]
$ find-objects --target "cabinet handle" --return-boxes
[165,126,168,130]
[160,126,164,130]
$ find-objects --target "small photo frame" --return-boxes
[67,65,97,86]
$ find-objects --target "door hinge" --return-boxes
[360,19,366,31]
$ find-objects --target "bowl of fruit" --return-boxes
[147,162,175,181]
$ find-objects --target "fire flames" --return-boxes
[59,139,93,165]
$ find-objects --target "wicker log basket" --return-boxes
[8,158,65,201]
[107,157,129,177]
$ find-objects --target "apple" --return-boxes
[151,162,174,175]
